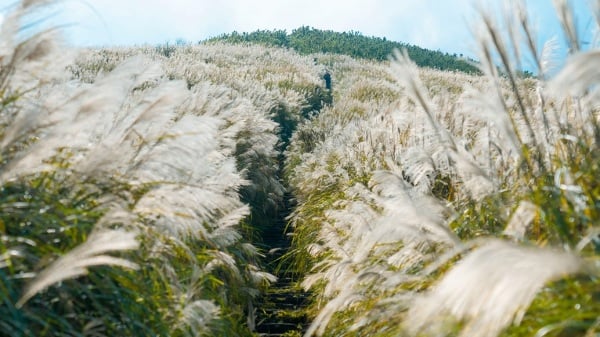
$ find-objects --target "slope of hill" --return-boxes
[206,26,480,74]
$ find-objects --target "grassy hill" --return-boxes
[206,26,480,74]
[1,1,599,337]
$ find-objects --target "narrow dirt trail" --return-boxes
[254,192,310,336]
[253,86,332,336]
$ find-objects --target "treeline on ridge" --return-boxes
[206,26,480,74]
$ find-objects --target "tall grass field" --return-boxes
[1,1,599,336]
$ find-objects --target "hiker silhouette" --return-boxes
[323,71,331,90]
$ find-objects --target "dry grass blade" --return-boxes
[17,230,139,308]
[552,0,580,53]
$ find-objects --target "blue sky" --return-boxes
[1,0,597,66]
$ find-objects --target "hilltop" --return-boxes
[206,26,480,74]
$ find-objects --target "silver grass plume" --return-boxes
[549,50,600,98]
[1,56,168,180]
[540,36,561,78]
[553,0,581,53]
[17,230,139,307]
[301,168,458,336]
[177,300,220,337]
[503,200,538,241]
[407,240,584,337]
[368,171,458,248]
[390,51,495,200]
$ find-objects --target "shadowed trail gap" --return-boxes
[252,84,332,337]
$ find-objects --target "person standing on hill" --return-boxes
[323,70,331,90]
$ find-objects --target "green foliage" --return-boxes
[0,166,256,336]
[501,276,600,337]
[0,173,102,336]
[207,27,480,74]
[211,29,289,48]
[451,193,509,240]
[0,172,160,336]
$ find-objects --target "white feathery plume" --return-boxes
[301,167,457,336]
[0,10,19,60]
[448,148,495,201]
[461,84,521,159]
[203,250,241,281]
[407,240,584,337]
[1,56,169,180]
[548,50,600,97]
[552,0,580,53]
[370,171,458,246]
[540,36,561,78]
[177,300,220,336]
[401,147,436,193]
[134,185,244,242]
[209,205,249,247]
[129,114,225,183]
[503,201,538,241]
[247,264,277,286]
[389,50,440,137]
[304,287,364,337]
[77,79,188,177]
[0,1,73,90]
[386,240,431,270]
[17,230,139,308]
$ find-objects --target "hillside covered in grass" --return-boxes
[1,1,600,337]
[206,26,480,74]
